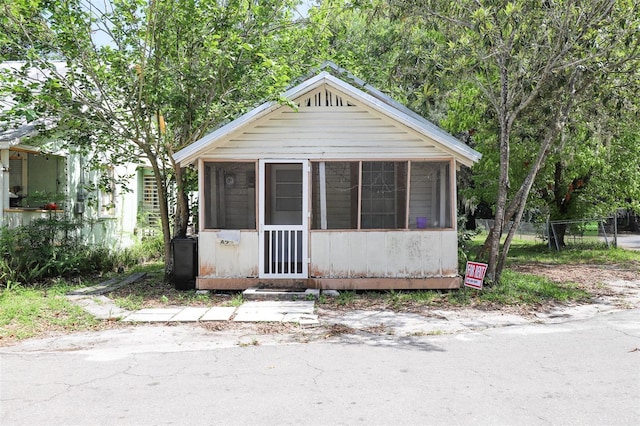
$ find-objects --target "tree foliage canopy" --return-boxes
[319,0,640,281]
[3,0,639,283]
[1,0,322,277]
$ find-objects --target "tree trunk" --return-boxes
[485,59,512,284]
[173,164,189,238]
[495,109,571,278]
[548,222,568,249]
[492,70,580,281]
[142,145,173,282]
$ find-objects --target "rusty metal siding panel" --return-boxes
[198,231,258,278]
[440,231,459,275]
[404,232,426,276]
[421,231,442,275]
[309,230,458,278]
[347,233,368,277]
[329,231,353,277]
[199,230,458,279]
[386,232,409,278]
[366,233,388,277]
[309,232,330,277]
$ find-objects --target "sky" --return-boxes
[89,0,318,47]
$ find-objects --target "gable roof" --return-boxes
[173,70,482,167]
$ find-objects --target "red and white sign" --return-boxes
[464,261,488,289]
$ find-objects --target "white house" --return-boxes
[0,128,161,248]
[174,67,482,290]
[0,61,160,247]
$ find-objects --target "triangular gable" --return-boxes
[297,85,357,108]
[174,71,481,167]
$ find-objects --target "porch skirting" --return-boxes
[196,276,461,291]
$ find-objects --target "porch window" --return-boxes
[311,162,357,229]
[361,161,406,229]
[409,161,451,229]
[8,150,66,208]
[204,162,256,229]
[312,160,451,230]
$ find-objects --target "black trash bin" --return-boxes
[172,236,198,290]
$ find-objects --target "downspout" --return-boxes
[74,155,86,216]
[0,149,9,226]
[74,155,87,243]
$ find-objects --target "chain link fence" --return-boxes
[475,217,618,251]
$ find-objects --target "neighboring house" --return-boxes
[174,66,482,290]
[0,126,158,248]
[0,61,159,248]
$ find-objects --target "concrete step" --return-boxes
[243,287,320,301]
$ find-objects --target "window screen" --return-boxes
[310,160,452,230]
[204,162,256,229]
[409,162,451,228]
[311,162,358,229]
[360,161,407,229]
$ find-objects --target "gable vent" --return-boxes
[302,89,356,108]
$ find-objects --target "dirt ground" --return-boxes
[109,262,640,317]
[510,263,640,298]
[96,262,640,342]
[2,262,638,347]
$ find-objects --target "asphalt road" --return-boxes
[618,233,640,251]
[2,309,639,426]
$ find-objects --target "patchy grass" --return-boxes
[318,237,618,312]
[336,290,357,306]
[113,294,145,311]
[223,293,245,307]
[318,269,590,313]
[505,240,640,266]
[1,240,636,346]
[466,234,640,267]
[0,281,100,344]
[106,264,238,309]
[478,270,590,305]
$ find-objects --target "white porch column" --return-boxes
[319,161,327,229]
[439,163,447,227]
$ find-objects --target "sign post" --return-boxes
[464,261,488,290]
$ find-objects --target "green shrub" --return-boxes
[135,233,164,261]
[115,233,164,268]
[457,216,481,273]
[1,218,89,285]
[0,217,164,287]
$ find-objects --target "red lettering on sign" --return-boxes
[464,261,488,290]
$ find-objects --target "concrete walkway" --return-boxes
[66,279,640,338]
[66,276,320,326]
[65,293,320,326]
[65,270,640,336]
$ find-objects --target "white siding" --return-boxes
[310,230,458,278]
[193,83,462,281]
[198,85,449,161]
